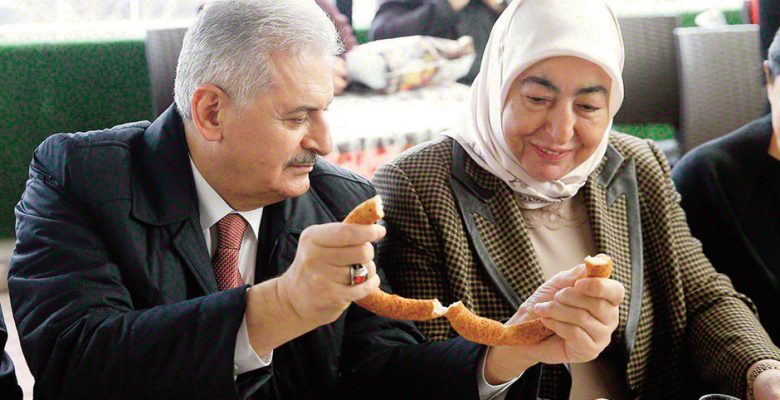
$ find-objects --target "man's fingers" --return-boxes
[303,223,386,248]
[335,272,381,302]
[306,242,375,267]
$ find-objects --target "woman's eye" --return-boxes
[527,96,549,104]
[578,104,600,112]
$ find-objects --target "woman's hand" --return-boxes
[484,263,625,384]
[750,361,780,400]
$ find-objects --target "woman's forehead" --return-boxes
[512,56,612,93]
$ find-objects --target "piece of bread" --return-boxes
[343,195,384,225]
[444,254,614,346]
[343,197,615,345]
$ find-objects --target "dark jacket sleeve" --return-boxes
[9,137,248,399]
[0,313,22,400]
[370,0,460,41]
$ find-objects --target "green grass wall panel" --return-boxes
[0,40,153,238]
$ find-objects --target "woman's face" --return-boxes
[502,56,612,182]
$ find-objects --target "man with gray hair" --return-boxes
[8,0,537,398]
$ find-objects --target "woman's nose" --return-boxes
[546,103,576,145]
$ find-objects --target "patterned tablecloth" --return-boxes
[324,82,470,178]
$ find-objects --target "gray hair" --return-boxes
[174,0,343,120]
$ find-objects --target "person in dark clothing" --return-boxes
[673,26,780,346]
[370,0,504,84]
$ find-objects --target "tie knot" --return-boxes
[215,213,248,250]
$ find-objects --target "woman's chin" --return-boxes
[526,166,571,182]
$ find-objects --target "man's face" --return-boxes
[216,51,334,208]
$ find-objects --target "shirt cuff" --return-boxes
[234,314,272,375]
[477,348,521,400]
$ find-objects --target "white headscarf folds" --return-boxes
[447,0,624,209]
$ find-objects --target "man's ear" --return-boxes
[191,83,229,142]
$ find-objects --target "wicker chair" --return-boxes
[675,24,766,153]
[615,15,680,128]
[144,27,188,117]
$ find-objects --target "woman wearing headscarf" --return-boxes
[373,0,780,398]
[673,28,780,347]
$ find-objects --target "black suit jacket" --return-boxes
[9,106,483,399]
[673,115,780,344]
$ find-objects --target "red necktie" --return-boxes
[212,213,248,291]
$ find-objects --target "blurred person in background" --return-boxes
[316,0,359,94]
[673,26,780,347]
[370,0,506,84]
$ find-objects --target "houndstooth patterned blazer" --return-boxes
[374,133,780,399]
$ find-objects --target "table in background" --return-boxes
[324,82,470,178]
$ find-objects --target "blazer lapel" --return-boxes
[131,105,218,295]
[584,143,646,392]
[450,141,544,311]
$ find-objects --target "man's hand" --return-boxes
[277,223,384,325]
[750,361,780,400]
[484,264,625,384]
[331,56,348,95]
[245,222,384,355]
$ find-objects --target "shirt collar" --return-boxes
[189,157,263,238]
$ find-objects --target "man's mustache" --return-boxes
[287,151,318,167]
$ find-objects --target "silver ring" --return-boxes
[349,264,369,286]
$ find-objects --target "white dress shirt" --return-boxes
[190,159,269,376]
[190,158,518,395]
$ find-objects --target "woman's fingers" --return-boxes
[574,278,625,307]
[552,287,619,326]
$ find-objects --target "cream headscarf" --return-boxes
[446,0,624,209]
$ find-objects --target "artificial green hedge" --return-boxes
[0,40,153,238]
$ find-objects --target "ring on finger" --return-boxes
[349,264,369,286]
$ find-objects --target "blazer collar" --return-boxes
[131,105,197,226]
